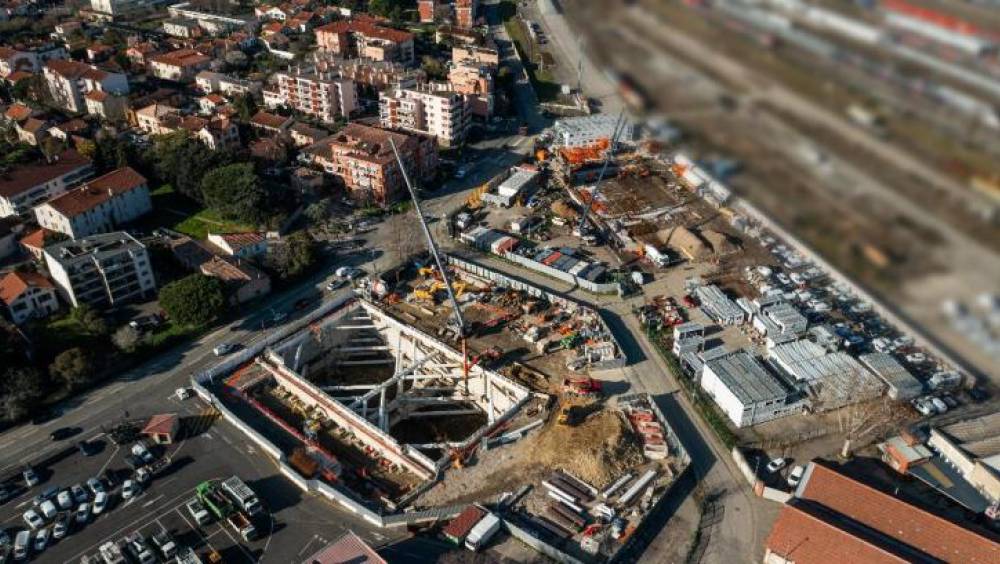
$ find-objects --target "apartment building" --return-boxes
[43,59,129,114]
[84,89,128,121]
[418,0,479,28]
[455,0,479,28]
[33,167,152,239]
[312,55,424,92]
[306,123,438,206]
[452,45,499,67]
[44,231,156,308]
[315,16,415,64]
[380,85,469,147]
[264,69,357,123]
[0,271,59,325]
[0,150,94,218]
[195,71,262,97]
[448,63,493,117]
[167,2,258,35]
[149,49,212,82]
[0,43,66,77]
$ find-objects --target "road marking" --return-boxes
[142,494,165,508]
[297,534,321,556]
[97,445,120,474]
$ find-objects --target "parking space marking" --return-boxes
[97,445,120,474]
[142,494,165,508]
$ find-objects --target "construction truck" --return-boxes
[196,481,257,541]
[221,476,263,516]
[562,377,602,397]
[99,541,126,564]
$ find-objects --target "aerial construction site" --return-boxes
[192,255,689,561]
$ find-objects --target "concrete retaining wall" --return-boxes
[505,518,587,564]
[731,447,760,488]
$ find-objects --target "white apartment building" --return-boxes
[0,150,94,218]
[264,69,357,124]
[44,60,129,114]
[0,44,67,77]
[379,85,469,147]
[148,49,212,82]
[90,0,153,16]
[44,232,156,308]
[33,167,152,239]
[195,71,262,97]
[552,114,634,148]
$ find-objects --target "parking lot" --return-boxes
[0,392,400,562]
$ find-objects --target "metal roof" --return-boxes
[704,350,788,405]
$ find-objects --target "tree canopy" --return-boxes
[49,348,93,391]
[159,274,226,327]
[147,132,236,202]
[201,163,267,224]
[266,231,317,281]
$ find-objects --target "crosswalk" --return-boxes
[184,406,221,438]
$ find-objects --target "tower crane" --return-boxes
[388,138,472,395]
[576,111,627,237]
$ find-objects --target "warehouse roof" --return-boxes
[704,350,787,405]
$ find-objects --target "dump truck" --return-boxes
[226,510,257,542]
[196,481,256,541]
[221,476,263,516]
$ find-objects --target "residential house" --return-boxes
[289,122,326,147]
[207,232,266,259]
[135,103,180,135]
[193,117,239,150]
[43,231,156,308]
[0,46,36,77]
[86,43,115,63]
[304,122,438,206]
[47,119,90,143]
[250,110,293,135]
[16,117,52,146]
[43,59,128,114]
[0,271,59,324]
[197,93,227,114]
[85,89,128,121]
[163,18,202,39]
[380,85,470,147]
[33,167,152,239]
[195,71,261,97]
[315,16,415,64]
[0,150,93,218]
[125,42,159,67]
[200,256,270,305]
[263,68,357,124]
[149,49,212,82]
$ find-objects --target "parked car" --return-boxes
[32,528,49,553]
[185,498,211,526]
[77,440,96,456]
[131,443,154,464]
[213,343,236,356]
[32,487,58,507]
[930,397,948,414]
[175,387,192,400]
[75,503,89,525]
[56,490,73,510]
[766,457,787,474]
[122,480,139,501]
[52,512,69,540]
[86,478,105,496]
[22,468,39,488]
[787,465,805,487]
[326,279,348,291]
[912,398,934,416]
[21,510,44,530]
[151,531,178,559]
[71,484,88,504]
[91,492,108,515]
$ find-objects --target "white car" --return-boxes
[787,465,805,488]
[92,492,108,515]
[22,509,45,530]
[23,467,39,488]
[912,398,934,416]
[131,443,154,464]
[87,478,105,496]
[57,490,73,510]
[175,387,192,400]
[766,457,787,474]
[122,480,139,501]
[33,528,50,552]
[326,279,348,291]
[53,513,69,539]
[213,343,236,356]
[930,397,948,414]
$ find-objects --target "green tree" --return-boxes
[70,304,108,336]
[232,93,258,123]
[147,132,234,202]
[421,56,448,81]
[304,198,332,225]
[159,274,226,327]
[0,366,46,422]
[266,231,317,280]
[49,348,93,391]
[201,163,267,224]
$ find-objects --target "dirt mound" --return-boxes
[552,200,579,220]
[530,407,645,489]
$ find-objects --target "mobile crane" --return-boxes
[389,138,472,395]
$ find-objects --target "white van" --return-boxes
[39,499,58,520]
[14,530,31,560]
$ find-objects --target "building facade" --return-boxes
[0,150,94,218]
[265,69,357,123]
[700,350,795,428]
[43,231,156,308]
[379,85,469,147]
[315,17,415,64]
[44,60,129,114]
[0,271,59,325]
[33,167,152,239]
[149,49,212,82]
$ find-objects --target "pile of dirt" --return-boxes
[552,200,579,220]
[529,407,645,489]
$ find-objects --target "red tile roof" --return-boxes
[766,503,909,564]
[0,271,53,305]
[302,531,385,564]
[150,48,211,68]
[45,59,109,81]
[4,102,33,122]
[85,90,109,102]
[44,166,146,218]
[316,18,414,44]
[250,110,290,129]
[19,228,57,250]
[791,462,1000,563]
[0,150,92,199]
[141,413,179,436]
[213,231,264,252]
[6,71,32,83]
